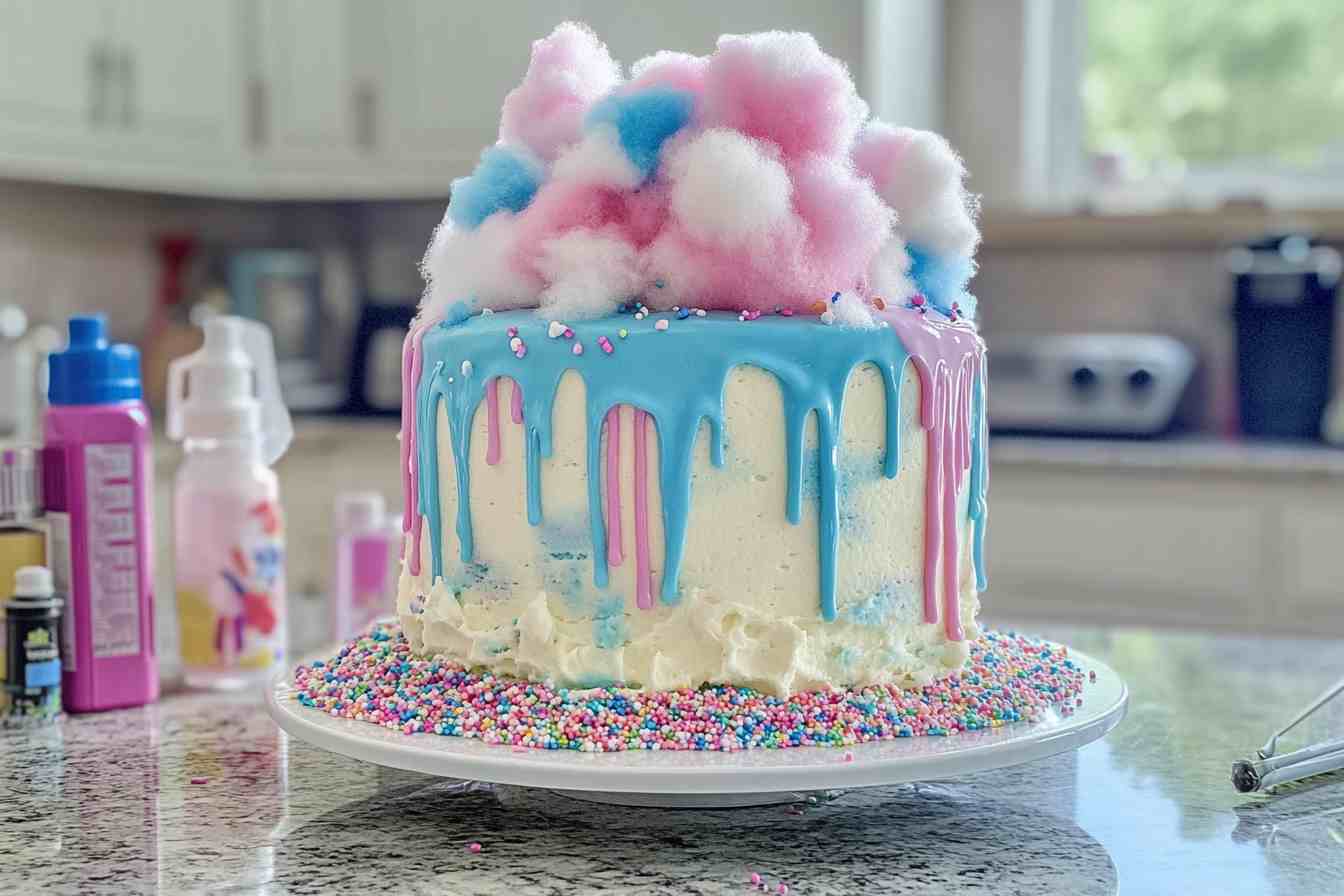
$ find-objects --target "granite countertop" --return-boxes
[5,623,1344,895]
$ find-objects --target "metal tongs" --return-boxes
[1233,674,1344,793]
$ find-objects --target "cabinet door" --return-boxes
[0,2,105,163]
[372,1,588,188]
[251,0,359,171]
[110,2,244,160]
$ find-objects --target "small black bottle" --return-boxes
[3,565,63,725]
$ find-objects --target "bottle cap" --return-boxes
[13,565,53,598]
[0,444,42,522]
[165,316,293,464]
[336,491,386,533]
[48,315,143,405]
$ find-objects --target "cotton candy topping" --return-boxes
[424,23,981,323]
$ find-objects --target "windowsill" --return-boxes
[980,205,1344,251]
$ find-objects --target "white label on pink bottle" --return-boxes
[84,443,141,658]
[46,511,75,671]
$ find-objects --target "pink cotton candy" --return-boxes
[791,154,893,290]
[425,26,982,322]
[629,51,708,97]
[514,179,626,253]
[643,218,815,314]
[702,32,867,161]
[499,22,622,162]
[851,122,914,196]
[622,182,672,248]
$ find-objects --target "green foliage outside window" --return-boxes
[1085,0,1344,169]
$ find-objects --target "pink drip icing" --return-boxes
[633,408,653,610]
[399,328,416,539]
[510,379,524,424]
[605,405,624,567]
[400,321,431,576]
[485,378,502,465]
[883,309,984,642]
[921,378,945,626]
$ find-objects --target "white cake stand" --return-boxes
[267,639,1127,808]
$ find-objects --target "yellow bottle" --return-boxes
[0,445,47,700]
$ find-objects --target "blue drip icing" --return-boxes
[585,393,610,589]
[968,358,989,590]
[414,310,988,622]
[417,361,446,581]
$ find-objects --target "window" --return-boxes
[1081,0,1344,208]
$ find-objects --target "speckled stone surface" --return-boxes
[5,624,1344,894]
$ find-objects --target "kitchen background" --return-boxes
[1,0,1341,678]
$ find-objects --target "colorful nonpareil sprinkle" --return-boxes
[293,624,1089,753]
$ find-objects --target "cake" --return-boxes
[396,25,986,698]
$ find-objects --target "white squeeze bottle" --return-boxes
[166,316,293,690]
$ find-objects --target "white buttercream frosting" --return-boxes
[398,363,981,697]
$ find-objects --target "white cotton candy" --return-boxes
[420,212,540,317]
[856,124,980,256]
[829,291,879,329]
[667,129,793,248]
[536,228,642,319]
[866,238,918,304]
[550,124,643,189]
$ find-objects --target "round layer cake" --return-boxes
[397,307,985,696]
[396,24,988,698]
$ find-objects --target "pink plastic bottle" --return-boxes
[43,315,158,712]
[330,491,396,643]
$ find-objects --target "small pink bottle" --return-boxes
[330,492,396,643]
[43,315,158,712]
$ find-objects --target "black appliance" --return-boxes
[345,302,414,416]
[1229,235,1340,440]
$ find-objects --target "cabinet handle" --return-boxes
[247,78,268,149]
[354,81,377,153]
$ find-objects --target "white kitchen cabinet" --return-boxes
[248,0,361,178]
[369,1,502,187]
[365,0,871,193]
[97,2,247,191]
[0,1,246,193]
[109,4,244,156]
[0,0,874,198]
[985,442,1344,636]
[0,2,107,174]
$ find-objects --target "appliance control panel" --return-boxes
[987,333,1195,435]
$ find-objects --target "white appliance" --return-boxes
[987,333,1196,436]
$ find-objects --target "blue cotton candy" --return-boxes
[444,300,473,325]
[447,146,544,229]
[906,244,976,317]
[586,87,694,180]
